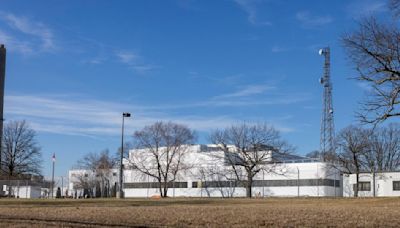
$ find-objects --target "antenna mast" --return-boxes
[319,47,335,160]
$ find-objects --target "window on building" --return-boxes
[113,172,117,176]
[353,182,371,191]
[84,173,88,177]
[393,181,400,191]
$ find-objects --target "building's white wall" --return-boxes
[7,186,41,199]
[69,145,342,198]
[122,145,341,197]
[123,185,341,198]
[30,186,42,198]
[343,172,400,197]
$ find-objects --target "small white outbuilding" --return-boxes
[343,172,400,197]
[3,185,42,198]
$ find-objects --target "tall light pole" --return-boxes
[297,167,300,197]
[118,112,131,199]
[51,153,55,199]
[0,44,6,173]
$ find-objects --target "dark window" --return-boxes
[113,172,117,176]
[353,182,371,191]
[192,178,340,188]
[124,182,188,189]
[393,181,400,191]
[84,173,88,177]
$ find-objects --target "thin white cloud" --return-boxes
[4,93,298,137]
[234,0,272,26]
[85,57,105,65]
[115,50,157,74]
[271,45,289,53]
[0,11,159,72]
[0,12,55,51]
[346,0,387,18]
[202,96,308,107]
[296,11,333,28]
[0,29,33,54]
[214,84,275,99]
[176,0,199,10]
[116,51,139,64]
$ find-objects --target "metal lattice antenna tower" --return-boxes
[319,47,335,160]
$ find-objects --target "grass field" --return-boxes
[0,197,399,227]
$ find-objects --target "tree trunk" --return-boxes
[246,172,253,198]
[372,171,376,197]
[163,181,168,198]
[7,169,13,198]
[354,172,359,197]
[158,181,163,198]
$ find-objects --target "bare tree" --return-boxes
[357,123,400,196]
[73,172,96,198]
[342,1,400,124]
[365,123,400,172]
[76,149,116,197]
[333,125,371,197]
[129,121,196,197]
[210,123,292,198]
[1,120,41,178]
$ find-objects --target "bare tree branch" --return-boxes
[342,15,400,124]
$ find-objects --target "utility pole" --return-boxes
[51,153,55,199]
[0,44,6,174]
[61,176,64,197]
[297,167,300,197]
[319,47,335,160]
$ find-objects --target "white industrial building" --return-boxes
[343,172,400,197]
[69,144,342,197]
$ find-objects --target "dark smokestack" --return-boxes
[0,44,6,172]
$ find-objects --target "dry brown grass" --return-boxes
[0,197,399,227]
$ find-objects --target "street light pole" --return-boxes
[297,167,300,197]
[118,112,131,199]
[51,153,55,199]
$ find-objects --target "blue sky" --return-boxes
[0,0,389,179]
